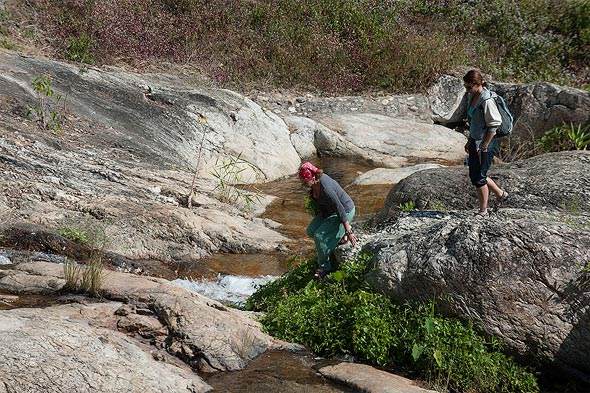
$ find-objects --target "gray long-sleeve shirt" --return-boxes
[315,174,355,222]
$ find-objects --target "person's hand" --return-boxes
[479,143,489,153]
[347,231,357,247]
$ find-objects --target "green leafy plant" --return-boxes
[65,33,94,64]
[58,226,89,245]
[210,153,264,211]
[304,195,319,216]
[538,122,590,152]
[398,200,416,212]
[566,123,590,150]
[28,75,65,133]
[250,252,539,392]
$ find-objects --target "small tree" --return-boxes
[28,75,65,132]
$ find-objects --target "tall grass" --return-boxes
[16,0,588,92]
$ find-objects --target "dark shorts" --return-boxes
[468,138,498,188]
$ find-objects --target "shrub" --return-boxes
[23,0,585,93]
[58,226,89,245]
[210,153,264,212]
[28,75,64,133]
[65,33,94,64]
[251,253,539,392]
[538,122,590,152]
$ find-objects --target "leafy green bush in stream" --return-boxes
[245,256,316,312]
[250,253,539,392]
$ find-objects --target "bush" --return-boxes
[58,226,89,245]
[28,75,64,133]
[538,122,590,152]
[251,253,539,392]
[65,33,94,64]
[23,0,586,92]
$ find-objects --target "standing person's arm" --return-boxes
[480,99,502,151]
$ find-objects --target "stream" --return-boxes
[173,156,392,306]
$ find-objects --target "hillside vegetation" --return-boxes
[1,0,589,92]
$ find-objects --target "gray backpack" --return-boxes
[482,92,514,137]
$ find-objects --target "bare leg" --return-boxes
[476,185,489,212]
[486,178,504,198]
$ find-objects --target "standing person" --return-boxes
[299,162,356,278]
[462,69,508,215]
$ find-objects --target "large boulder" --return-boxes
[315,113,466,166]
[428,75,590,138]
[0,261,297,372]
[489,81,590,139]
[377,151,590,221]
[341,209,590,379]
[429,74,466,125]
[0,302,212,393]
[0,52,300,182]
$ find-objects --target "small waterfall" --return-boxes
[173,274,277,306]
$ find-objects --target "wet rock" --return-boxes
[0,261,297,372]
[341,208,590,379]
[377,151,590,220]
[318,362,436,393]
[316,113,465,166]
[0,303,212,392]
[352,164,443,186]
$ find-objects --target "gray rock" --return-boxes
[489,81,590,138]
[429,75,466,124]
[377,151,590,221]
[316,113,466,166]
[342,209,590,379]
[318,362,437,393]
[0,255,10,265]
[353,164,443,186]
[0,261,296,372]
[285,116,319,158]
[0,302,212,392]
[0,52,300,182]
